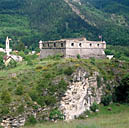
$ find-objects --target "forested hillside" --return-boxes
[0,0,129,48]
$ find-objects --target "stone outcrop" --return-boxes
[60,68,104,121]
[1,68,105,126]
[1,116,25,128]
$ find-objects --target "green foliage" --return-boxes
[77,54,81,59]
[105,45,129,61]
[27,115,37,125]
[115,73,129,103]
[0,107,9,115]
[0,0,129,47]
[101,95,112,106]
[15,85,24,95]
[13,41,25,51]
[27,59,33,66]
[97,75,101,88]
[90,57,96,65]
[17,104,24,113]
[1,90,11,104]
[64,67,74,76]
[49,109,64,120]
[7,59,17,68]
[0,53,5,70]
[90,102,99,112]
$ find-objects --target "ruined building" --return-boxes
[39,37,106,59]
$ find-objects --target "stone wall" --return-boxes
[66,48,105,58]
[40,48,66,58]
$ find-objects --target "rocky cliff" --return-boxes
[60,68,104,120]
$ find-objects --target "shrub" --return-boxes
[97,76,101,88]
[15,85,24,95]
[27,115,37,125]
[64,67,74,76]
[90,57,95,65]
[1,90,11,104]
[114,73,129,103]
[77,54,81,59]
[44,96,56,106]
[17,104,24,113]
[90,102,98,112]
[101,95,112,106]
[27,59,33,65]
[49,109,64,120]
[0,107,9,115]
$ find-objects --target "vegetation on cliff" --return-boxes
[0,54,129,125]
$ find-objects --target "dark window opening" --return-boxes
[71,43,74,46]
[79,43,82,47]
[43,44,45,47]
[61,43,63,47]
[48,43,49,47]
[54,43,56,47]
[90,43,92,47]
[97,44,100,47]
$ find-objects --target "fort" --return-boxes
[39,37,106,59]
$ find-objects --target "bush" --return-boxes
[0,53,5,70]
[27,115,37,125]
[64,67,74,76]
[1,90,11,104]
[114,73,129,103]
[27,59,33,65]
[15,85,24,95]
[90,57,95,65]
[49,109,64,120]
[77,54,81,59]
[0,107,9,115]
[90,102,98,112]
[17,104,24,113]
[101,95,112,106]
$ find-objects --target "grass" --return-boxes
[24,104,129,128]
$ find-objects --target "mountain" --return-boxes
[0,0,129,48]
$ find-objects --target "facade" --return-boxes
[39,37,106,59]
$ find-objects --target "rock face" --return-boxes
[1,116,25,128]
[60,68,104,121]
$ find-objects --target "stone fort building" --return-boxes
[39,37,106,59]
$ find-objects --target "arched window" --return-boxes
[61,43,63,47]
[79,43,82,47]
[54,43,56,47]
[71,43,74,46]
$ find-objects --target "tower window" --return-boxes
[61,43,63,47]
[71,43,74,46]
[54,43,56,47]
[79,43,82,47]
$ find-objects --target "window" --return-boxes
[61,43,63,47]
[71,43,74,46]
[79,43,82,47]
[54,43,56,47]
[97,44,100,47]
[48,43,49,47]
[43,44,45,47]
[90,43,92,47]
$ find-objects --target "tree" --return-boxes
[115,73,129,103]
